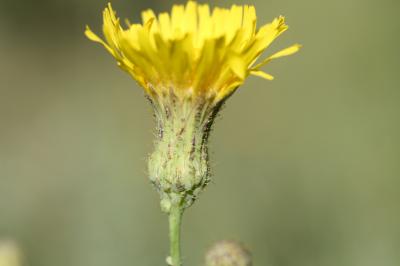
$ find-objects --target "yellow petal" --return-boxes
[184,1,197,34]
[141,9,156,24]
[226,5,243,42]
[269,44,301,60]
[228,54,247,80]
[84,25,116,56]
[250,70,274,80]
[242,5,256,39]
[85,25,103,43]
[215,80,243,102]
[102,4,122,52]
[171,5,185,36]
[252,44,301,69]
[198,4,211,44]
[158,12,172,40]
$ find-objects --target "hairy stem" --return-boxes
[169,204,183,266]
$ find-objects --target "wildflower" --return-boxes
[86,1,299,211]
[86,2,300,265]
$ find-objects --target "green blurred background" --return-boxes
[1,0,399,265]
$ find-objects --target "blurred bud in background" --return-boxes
[0,241,22,266]
[205,240,252,266]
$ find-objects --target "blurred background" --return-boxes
[0,0,399,265]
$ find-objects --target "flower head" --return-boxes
[85,1,300,211]
[85,1,300,105]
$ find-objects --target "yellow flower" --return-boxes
[85,1,300,104]
[85,2,301,211]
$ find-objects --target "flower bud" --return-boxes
[205,240,252,266]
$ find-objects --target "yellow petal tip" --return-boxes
[250,70,274,80]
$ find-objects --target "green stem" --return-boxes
[169,204,183,266]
